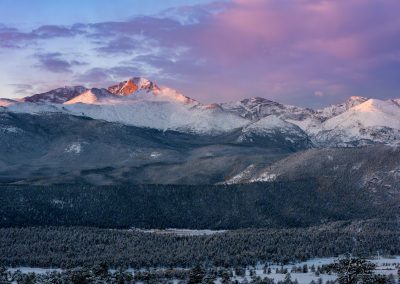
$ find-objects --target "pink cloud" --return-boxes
[3,0,400,106]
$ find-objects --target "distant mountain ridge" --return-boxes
[1,76,400,147]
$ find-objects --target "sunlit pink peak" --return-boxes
[352,98,400,113]
[107,77,158,96]
[107,76,198,105]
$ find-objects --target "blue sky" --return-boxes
[0,0,213,27]
[0,0,399,106]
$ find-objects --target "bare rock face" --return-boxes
[107,77,157,96]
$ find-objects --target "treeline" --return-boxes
[1,219,399,268]
[1,263,397,284]
[0,180,395,229]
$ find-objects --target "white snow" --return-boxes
[65,142,82,154]
[150,151,162,158]
[7,267,63,274]
[7,256,399,284]
[3,77,400,144]
[250,172,277,182]
[131,228,226,236]
[323,99,400,132]
[244,115,294,132]
[64,88,115,105]
[225,164,256,184]
[316,96,369,120]
[0,126,21,133]
[153,86,198,105]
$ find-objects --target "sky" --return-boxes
[0,0,400,107]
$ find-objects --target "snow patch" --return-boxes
[132,228,226,236]
[150,151,161,158]
[250,172,277,183]
[0,126,21,133]
[65,143,82,154]
[225,164,256,184]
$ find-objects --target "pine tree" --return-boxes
[188,265,205,284]
[328,256,376,284]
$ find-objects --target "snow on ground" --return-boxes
[65,142,83,154]
[6,256,399,283]
[320,99,400,136]
[0,126,21,133]
[225,164,256,184]
[7,267,63,274]
[150,151,162,158]
[250,172,277,183]
[227,256,400,284]
[132,228,227,236]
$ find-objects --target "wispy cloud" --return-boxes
[34,52,87,73]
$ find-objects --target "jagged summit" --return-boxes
[315,95,369,120]
[108,77,158,96]
[2,76,399,145]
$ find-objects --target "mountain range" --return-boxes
[0,77,399,186]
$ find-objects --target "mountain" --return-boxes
[107,77,197,105]
[315,96,369,120]
[23,86,87,104]
[313,99,400,146]
[237,115,312,150]
[0,111,294,185]
[107,77,157,95]
[1,76,400,186]
[226,145,400,191]
[2,75,400,149]
[220,97,314,121]
[64,88,116,104]
[0,98,17,107]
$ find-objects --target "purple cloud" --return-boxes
[2,0,400,106]
[35,52,87,73]
[32,25,80,38]
[95,36,142,55]
[75,66,144,87]
[0,23,84,48]
[8,83,35,96]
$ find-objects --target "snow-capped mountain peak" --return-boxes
[312,98,400,146]
[3,76,400,145]
[107,77,157,96]
[353,98,398,111]
[315,96,369,120]
[107,77,197,105]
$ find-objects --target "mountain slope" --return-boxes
[0,98,17,107]
[237,115,312,150]
[220,97,314,121]
[108,77,156,95]
[0,111,295,185]
[315,96,369,120]
[228,145,400,192]
[313,99,400,146]
[1,76,399,146]
[23,86,87,104]
[64,88,117,104]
